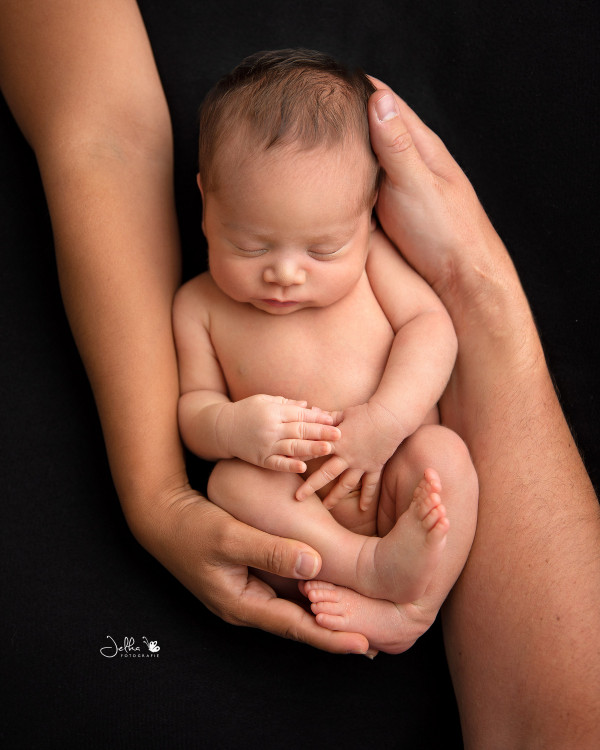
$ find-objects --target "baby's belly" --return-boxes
[215,293,395,412]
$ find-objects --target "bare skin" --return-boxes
[0,0,369,656]
[2,1,598,745]
[302,468,449,649]
[209,460,449,605]
[368,84,600,748]
[176,140,477,643]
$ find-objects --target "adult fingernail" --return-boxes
[364,648,379,660]
[295,553,319,579]
[374,93,399,122]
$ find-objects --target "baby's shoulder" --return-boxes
[173,271,220,326]
[175,271,221,306]
[176,270,213,296]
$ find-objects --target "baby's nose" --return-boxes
[263,258,306,286]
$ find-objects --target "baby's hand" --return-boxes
[295,401,405,509]
[222,395,341,472]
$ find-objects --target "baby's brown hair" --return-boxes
[198,48,379,201]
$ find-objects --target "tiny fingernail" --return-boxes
[374,93,399,122]
[295,553,318,578]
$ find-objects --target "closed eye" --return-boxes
[308,247,341,259]
[233,246,268,256]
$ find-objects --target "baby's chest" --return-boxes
[210,294,394,411]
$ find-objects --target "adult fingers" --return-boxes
[368,79,458,179]
[238,575,370,654]
[221,517,322,580]
[368,88,434,195]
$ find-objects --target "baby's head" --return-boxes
[197,50,380,314]
[198,48,379,202]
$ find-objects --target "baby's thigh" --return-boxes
[208,459,304,534]
[378,424,477,536]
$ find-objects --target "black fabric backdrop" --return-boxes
[1,1,598,748]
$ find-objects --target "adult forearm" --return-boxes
[440,236,600,747]
[0,0,187,522]
[48,151,186,512]
[369,87,600,744]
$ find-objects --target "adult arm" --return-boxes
[0,0,368,655]
[369,85,600,748]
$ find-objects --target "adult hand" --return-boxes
[131,481,370,655]
[367,79,510,309]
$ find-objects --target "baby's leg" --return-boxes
[207,457,451,602]
[304,425,478,652]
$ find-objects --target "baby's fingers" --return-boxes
[275,438,335,461]
[309,405,344,426]
[284,421,341,443]
[322,469,364,510]
[264,455,307,473]
[358,472,381,511]
[295,456,348,501]
[282,405,336,426]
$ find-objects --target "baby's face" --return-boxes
[201,141,375,315]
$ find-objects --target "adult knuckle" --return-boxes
[214,518,243,559]
[390,129,414,154]
[265,541,288,576]
[220,608,245,627]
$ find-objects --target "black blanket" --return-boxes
[2,1,598,747]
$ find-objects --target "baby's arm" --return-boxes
[363,228,458,435]
[173,277,340,473]
[297,229,457,506]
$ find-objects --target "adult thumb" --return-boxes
[368,89,429,192]
[227,520,322,580]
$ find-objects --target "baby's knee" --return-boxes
[207,459,242,504]
[406,425,478,497]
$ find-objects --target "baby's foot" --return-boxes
[300,580,436,654]
[357,468,449,602]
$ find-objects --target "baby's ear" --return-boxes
[197,174,207,235]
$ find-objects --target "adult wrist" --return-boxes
[437,234,533,346]
[118,468,201,548]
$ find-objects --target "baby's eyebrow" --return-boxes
[222,221,272,238]
[311,232,347,242]
[308,227,356,246]
[222,219,359,245]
